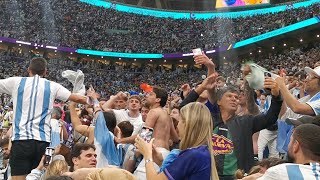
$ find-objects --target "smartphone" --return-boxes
[192,48,203,56]
[44,147,55,166]
[264,72,272,77]
[140,126,154,143]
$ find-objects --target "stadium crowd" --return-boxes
[0,0,319,53]
[0,0,320,180]
[0,41,318,179]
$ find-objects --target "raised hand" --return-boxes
[265,77,280,97]
[194,54,215,68]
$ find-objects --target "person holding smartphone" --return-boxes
[135,102,219,180]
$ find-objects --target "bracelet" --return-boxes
[145,159,153,165]
[93,109,101,116]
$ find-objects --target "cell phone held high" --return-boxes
[192,48,203,56]
[140,126,154,143]
[44,147,55,166]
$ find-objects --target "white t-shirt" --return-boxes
[113,109,143,136]
[281,92,320,120]
[258,163,320,180]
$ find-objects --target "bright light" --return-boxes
[54,50,57,52]
[87,55,89,57]
[150,60,153,62]
[179,60,182,62]
[119,58,121,60]
[284,44,287,46]
[272,47,275,49]
[164,60,167,62]
[223,57,226,59]
[19,44,21,46]
[258,50,261,53]
[134,59,136,61]
[101,56,104,58]
[300,39,303,42]
[317,35,320,38]
[250,52,252,55]
[70,52,73,54]
[35,47,38,49]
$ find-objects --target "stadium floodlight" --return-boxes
[16,41,31,45]
[46,46,58,49]
[182,53,194,57]
[206,50,216,53]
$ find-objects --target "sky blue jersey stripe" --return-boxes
[14,78,27,140]
[39,81,51,141]
[30,76,40,139]
[312,163,319,180]
[286,164,304,180]
[26,77,36,139]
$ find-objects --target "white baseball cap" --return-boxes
[305,66,320,77]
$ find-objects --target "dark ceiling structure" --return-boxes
[110,0,296,11]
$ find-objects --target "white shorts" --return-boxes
[134,147,170,180]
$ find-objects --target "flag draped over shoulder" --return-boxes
[94,112,123,168]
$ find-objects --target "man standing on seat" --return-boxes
[0,57,87,180]
[134,86,171,180]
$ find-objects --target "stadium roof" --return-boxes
[110,0,297,11]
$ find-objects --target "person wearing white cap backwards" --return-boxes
[276,66,320,119]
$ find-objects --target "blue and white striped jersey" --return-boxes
[0,75,71,142]
[258,163,320,180]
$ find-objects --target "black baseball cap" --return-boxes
[285,116,320,127]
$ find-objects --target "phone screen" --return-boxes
[192,48,202,56]
[140,126,154,143]
[44,147,55,166]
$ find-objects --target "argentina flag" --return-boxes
[94,112,123,168]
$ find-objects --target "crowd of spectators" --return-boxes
[0,0,319,54]
[0,42,318,105]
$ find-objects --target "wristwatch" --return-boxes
[145,159,153,164]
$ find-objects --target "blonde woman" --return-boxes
[26,157,69,180]
[42,160,69,179]
[135,102,219,180]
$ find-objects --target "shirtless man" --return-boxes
[134,86,171,180]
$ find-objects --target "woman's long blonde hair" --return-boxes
[43,160,69,180]
[179,102,219,180]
